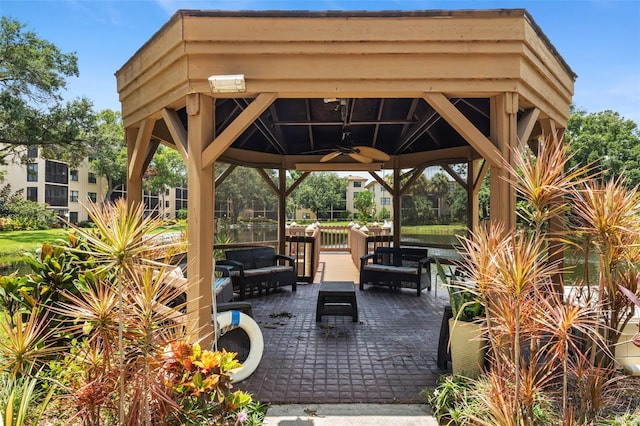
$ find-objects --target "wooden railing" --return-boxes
[319,225,350,252]
[349,227,393,269]
[285,226,321,283]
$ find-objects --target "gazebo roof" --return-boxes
[116,9,576,171]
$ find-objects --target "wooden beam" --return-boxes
[128,118,155,179]
[516,107,540,151]
[472,159,489,193]
[369,171,392,193]
[125,127,143,208]
[202,93,277,168]
[423,93,503,168]
[286,171,310,197]
[256,168,279,195]
[467,159,481,232]
[540,118,559,144]
[441,164,466,188]
[294,162,384,172]
[215,164,237,187]
[399,166,426,197]
[162,108,188,160]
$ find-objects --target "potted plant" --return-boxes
[437,261,485,376]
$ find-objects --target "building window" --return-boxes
[353,181,362,188]
[353,191,359,197]
[88,173,97,184]
[175,187,188,214]
[45,184,68,207]
[87,192,97,203]
[26,187,38,202]
[381,197,391,205]
[70,170,79,181]
[27,147,38,158]
[27,163,38,182]
[69,211,78,223]
[165,200,170,208]
[165,188,170,195]
[70,190,79,202]
[45,160,68,184]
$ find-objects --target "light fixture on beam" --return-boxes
[208,74,246,93]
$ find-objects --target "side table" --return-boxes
[316,281,358,322]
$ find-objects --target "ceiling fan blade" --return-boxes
[348,152,374,163]
[354,146,391,162]
[320,151,342,162]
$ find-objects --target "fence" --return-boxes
[318,225,350,251]
[285,226,321,283]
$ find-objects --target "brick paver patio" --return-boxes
[232,253,451,404]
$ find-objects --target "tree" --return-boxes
[214,166,277,222]
[0,17,96,166]
[144,145,186,194]
[566,108,640,187]
[143,145,186,217]
[88,110,127,202]
[292,172,345,219]
[354,190,374,221]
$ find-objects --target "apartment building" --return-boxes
[366,179,393,218]
[2,147,107,223]
[1,147,186,222]
[345,175,368,214]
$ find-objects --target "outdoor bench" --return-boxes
[219,247,297,300]
[359,246,430,297]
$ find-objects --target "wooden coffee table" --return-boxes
[316,281,358,322]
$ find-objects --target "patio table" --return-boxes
[316,281,358,322]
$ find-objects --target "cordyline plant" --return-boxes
[42,198,255,426]
[52,198,186,425]
[445,136,640,425]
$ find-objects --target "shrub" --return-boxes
[4,198,58,230]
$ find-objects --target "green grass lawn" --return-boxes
[401,224,466,234]
[0,223,186,271]
[0,228,68,265]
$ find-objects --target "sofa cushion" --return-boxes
[363,264,418,275]
[243,267,273,278]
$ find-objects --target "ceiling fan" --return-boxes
[317,98,391,164]
[319,129,391,164]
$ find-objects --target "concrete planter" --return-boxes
[449,319,485,376]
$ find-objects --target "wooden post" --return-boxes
[278,165,287,254]
[392,158,401,247]
[125,127,143,208]
[468,159,487,233]
[185,93,215,347]
[489,93,518,232]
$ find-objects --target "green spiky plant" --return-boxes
[55,199,183,425]
[433,137,640,425]
[43,199,256,425]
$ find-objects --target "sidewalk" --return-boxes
[262,404,439,426]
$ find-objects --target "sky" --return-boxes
[3,0,640,125]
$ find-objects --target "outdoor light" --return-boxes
[208,74,246,93]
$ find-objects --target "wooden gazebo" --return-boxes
[116,10,576,343]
